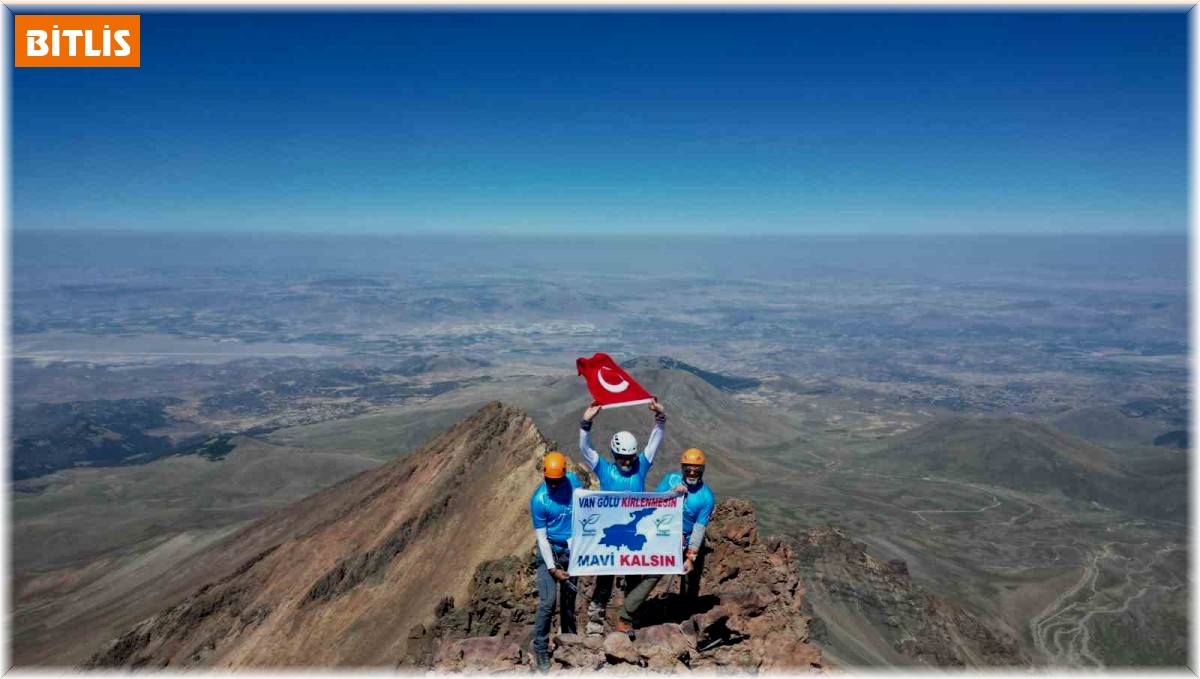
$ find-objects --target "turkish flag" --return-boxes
[576,353,654,408]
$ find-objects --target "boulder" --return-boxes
[714,589,766,619]
[397,623,435,668]
[635,624,693,670]
[552,633,606,670]
[431,596,469,640]
[433,635,524,671]
[711,499,758,547]
[759,633,824,670]
[603,632,641,665]
[685,606,732,649]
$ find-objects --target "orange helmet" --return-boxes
[681,448,706,466]
[543,451,567,479]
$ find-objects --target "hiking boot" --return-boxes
[536,652,550,673]
[586,601,605,636]
[616,618,635,642]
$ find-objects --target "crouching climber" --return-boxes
[530,452,581,672]
[618,447,716,634]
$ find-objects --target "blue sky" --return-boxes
[11,11,1188,235]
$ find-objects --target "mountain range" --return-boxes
[11,358,1187,668]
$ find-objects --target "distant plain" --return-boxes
[10,232,1188,667]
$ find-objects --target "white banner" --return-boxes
[568,490,684,576]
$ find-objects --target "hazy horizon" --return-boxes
[11,227,1189,237]
[14,230,1187,285]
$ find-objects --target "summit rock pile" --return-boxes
[416,499,824,672]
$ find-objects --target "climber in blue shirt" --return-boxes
[577,397,665,637]
[578,399,664,491]
[659,448,715,562]
[530,451,580,672]
[620,447,716,628]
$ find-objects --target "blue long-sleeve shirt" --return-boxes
[656,471,715,540]
[530,471,581,546]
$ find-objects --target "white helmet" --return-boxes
[610,431,638,457]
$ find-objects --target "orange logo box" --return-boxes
[15,15,140,67]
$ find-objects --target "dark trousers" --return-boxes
[591,574,642,612]
[619,548,707,624]
[679,547,706,613]
[535,544,577,655]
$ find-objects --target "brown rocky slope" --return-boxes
[795,525,1028,667]
[87,402,551,667]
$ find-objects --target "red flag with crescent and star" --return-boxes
[576,353,654,408]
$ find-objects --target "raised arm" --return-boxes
[577,404,602,470]
[644,398,666,464]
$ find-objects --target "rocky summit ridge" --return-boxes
[411,499,824,673]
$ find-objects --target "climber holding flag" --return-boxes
[576,383,665,638]
[530,452,581,672]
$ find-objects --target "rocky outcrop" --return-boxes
[428,499,824,672]
[796,525,1028,667]
[399,552,543,669]
[461,555,541,637]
